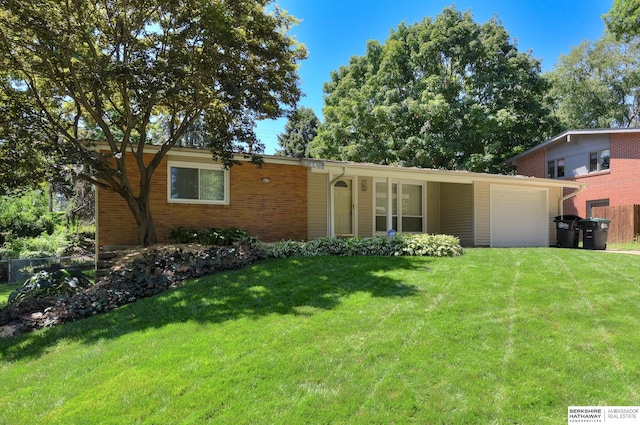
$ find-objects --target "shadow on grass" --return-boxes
[0,256,427,360]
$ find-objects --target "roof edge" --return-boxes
[503,127,640,168]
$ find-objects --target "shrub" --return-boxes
[264,234,463,259]
[303,237,349,256]
[0,190,61,239]
[0,189,93,260]
[3,230,70,259]
[400,234,465,257]
[264,240,307,258]
[168,226,256,246]
[7,268,93,306]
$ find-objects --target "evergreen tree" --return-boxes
[276,107,319,158]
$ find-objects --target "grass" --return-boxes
[0,283,20,308]
[608,241,640,251]
[1,248,639,424]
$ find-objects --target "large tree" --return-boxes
[0,0,306,245]
[311,7,559,172]
[275,106,319,158]
[0,76,59,195]
[547,33,640,129]
[604,0,640,40]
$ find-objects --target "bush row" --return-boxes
[168,226,257,246]
[264,234,464,258]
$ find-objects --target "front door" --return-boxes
[334,179,353,235]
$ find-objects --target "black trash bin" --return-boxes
[554,215,582,248]
[579,218,611,250]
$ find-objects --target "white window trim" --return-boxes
[372,178,426,235]
[167,160,230,205]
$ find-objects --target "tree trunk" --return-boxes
[123,189,158,247]
[135,202,157,247]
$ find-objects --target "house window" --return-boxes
[374,181,423,233]
[547,158,565,178]
[168,161,229,204]
[589,149,610,172]
[375,182,397,232]
[557,159,565,177]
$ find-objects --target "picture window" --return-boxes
[168,161,229,204]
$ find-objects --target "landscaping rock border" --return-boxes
[0,243,266,337]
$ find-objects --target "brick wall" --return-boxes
[564,132,640,217]
[515,149,546,178]
[97,152,308,246]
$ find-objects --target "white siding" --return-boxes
[441,183,474,246]
[307,172,328,240]
[358,177,373,237]
[474,181,491,246]
[426,181,441,234]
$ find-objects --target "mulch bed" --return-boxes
[0,243,266,337]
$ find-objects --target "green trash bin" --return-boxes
[579,218,611,250]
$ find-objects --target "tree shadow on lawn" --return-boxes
[1,256,426,360]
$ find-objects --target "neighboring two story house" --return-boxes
[504,128,640,219]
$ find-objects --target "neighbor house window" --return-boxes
[589,149,610,172]
[168,161,229,204]
[374,180,423,233]
[547,158,565,178]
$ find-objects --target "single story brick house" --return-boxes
[96,144,583,250]
[503,128,640,218]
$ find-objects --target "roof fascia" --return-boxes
[316,162,583,189]
[504,128,640,167]
[94,142,303,166]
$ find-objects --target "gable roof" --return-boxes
[503,128,640,168]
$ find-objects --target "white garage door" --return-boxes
[491,186,548,247]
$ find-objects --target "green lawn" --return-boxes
[0,282,20,308]
[1,248,639,424]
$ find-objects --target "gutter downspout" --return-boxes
[559,183,587,216]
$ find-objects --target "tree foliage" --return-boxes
[604,0,640,40]
[0,0,306,245]
[0,78,59,195]
[275,106,319,158]
[311,7,558,172]
[547,33,640,129]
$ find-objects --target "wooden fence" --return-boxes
[591,204,640,243]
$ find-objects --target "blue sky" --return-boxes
[256,0,612,154]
